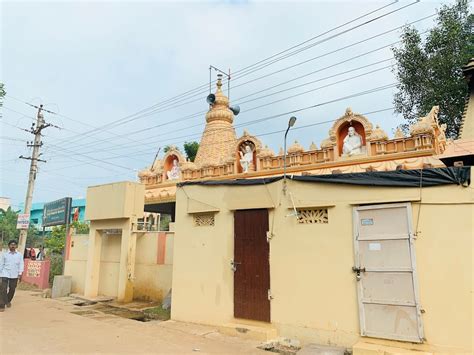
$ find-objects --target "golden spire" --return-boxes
[194,75,237,167]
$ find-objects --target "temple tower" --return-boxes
[194,74,237,167]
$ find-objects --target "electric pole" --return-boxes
[17,104,52,255]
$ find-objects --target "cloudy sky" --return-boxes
[1,0,454,209]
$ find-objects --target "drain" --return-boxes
[71,310,98,316]
[73,300,97,307]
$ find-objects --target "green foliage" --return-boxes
[49,253,63,285]
[143,306,171,321]
[392,0,473,138]
[160,214,171,231]
[183,141,199,162]
[45,225,66,255]
[0,207,40,248]
[0,207,20,246]
[163,145,180,154]
[0,83,5,108]
[72,221,90,234]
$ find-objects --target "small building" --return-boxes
[70,60,473,353]
[22,198,86,230]
[0,197,11,211]
[171,168,472,353]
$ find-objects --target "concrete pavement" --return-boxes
[0,290,266,354]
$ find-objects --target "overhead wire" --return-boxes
[64,61,395,157]
[42,14,433,156]
[37,0,410,150]
[44,82,397,168]
[4,2,426,176]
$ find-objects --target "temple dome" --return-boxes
[258,145,275,158]
[288,140,304,154]
[194,75,237,167]
[370,125,388,141]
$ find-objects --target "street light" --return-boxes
[283,116,297,194]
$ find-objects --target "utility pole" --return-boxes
[17,104,52,255]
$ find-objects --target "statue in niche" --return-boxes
[166,159,181,180]
[239,145,254,173]
[342,126,363,156]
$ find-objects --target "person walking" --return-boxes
[0,240,24,312]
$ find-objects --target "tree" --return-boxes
[0,83,5,108]
[392,0,473,138]
[163,145,180,154]
[0,207,40,248]
[72,221,90,234]
[45,225,67,254]
[183,141,199,162]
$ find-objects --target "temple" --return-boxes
[138,74,449,222]
[66,59,473,354]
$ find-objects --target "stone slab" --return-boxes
[297,344,346,355]
[218,322,278,341]
[51,275,72,298]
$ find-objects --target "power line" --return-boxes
[43,83,398,169]
[36,1,411,150]
[65,61,395,157]
[42,13,433,156]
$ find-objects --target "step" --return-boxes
[218,321,278,341]
[297,344,346,355]
[353,341,433,355]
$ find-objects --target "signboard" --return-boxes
[16,214,30,230]
[43,197,72,227]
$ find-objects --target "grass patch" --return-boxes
[143,306,171,321]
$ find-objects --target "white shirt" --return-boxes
[0,251,24,278]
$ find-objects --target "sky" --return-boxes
[1,0,455,210]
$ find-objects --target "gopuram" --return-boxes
[138,74,448,221]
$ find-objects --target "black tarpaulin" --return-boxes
[177,167,470,188]
[178,176,283,187]
[292,167,471,187]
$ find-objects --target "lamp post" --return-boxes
[283,116,297,194]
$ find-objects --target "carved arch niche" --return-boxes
[329,108,373,157]
[162,148,186,181]
[235,133,262,173]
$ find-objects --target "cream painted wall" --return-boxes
[172,173,473,353]
[85,182,145,220]
[65,231,173,301]
[64,234,89,294]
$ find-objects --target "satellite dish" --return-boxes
[230,105,240,116]
[206,94,216,105]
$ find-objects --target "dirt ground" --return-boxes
[0,290,266,354]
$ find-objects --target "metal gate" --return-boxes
[353,203,424,343]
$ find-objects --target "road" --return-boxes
[0,290,265,354]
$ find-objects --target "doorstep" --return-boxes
[352,341,433,355]
[218,320,278,341]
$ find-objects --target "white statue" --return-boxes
[239,145,253,173]
[343,126,363,156]
[166,159,180,180]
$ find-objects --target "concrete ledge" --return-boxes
[297,344,346,355]
[353,342,433,355]
[51,276,72,299]
[218,322,278,341]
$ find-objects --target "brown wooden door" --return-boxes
[233,209,270,322]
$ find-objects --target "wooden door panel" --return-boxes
[234,209,270,322]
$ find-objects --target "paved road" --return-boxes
[0,290,265,354]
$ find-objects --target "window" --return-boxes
[297,208,328,224]
[193,213,215,227]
